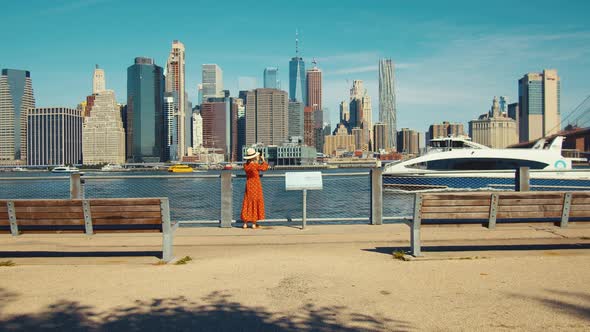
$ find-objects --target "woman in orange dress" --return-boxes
[240,148,269,229]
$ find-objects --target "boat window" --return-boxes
[426,158,549,170]
[405,161,427,169]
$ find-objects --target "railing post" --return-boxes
[515,167,530,191]
[370,167,383,225]
[70,173,82,199]
[220,170,233,228]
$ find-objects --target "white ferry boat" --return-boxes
[101,164,125,171]
[51,166,81,173]
[383,136,590,191]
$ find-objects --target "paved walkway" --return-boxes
[0,224,589,331]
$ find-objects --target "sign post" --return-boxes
[285,172,323,230]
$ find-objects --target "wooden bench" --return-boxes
[409,191,590,256]
[0,197,177,262]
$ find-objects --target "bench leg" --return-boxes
[410,221,422,257]
[162,230,174,263]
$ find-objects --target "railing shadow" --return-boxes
[0,251,162,259]
[0,290,413,332]
[364,243,590,255]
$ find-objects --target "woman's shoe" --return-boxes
[242,223,248,229]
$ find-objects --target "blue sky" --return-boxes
[1,0,589,133]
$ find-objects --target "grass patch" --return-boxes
[392,250,406,261]
[0,260,15,267]
[174,256,193,265]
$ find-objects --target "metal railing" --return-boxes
[3,167,588,227]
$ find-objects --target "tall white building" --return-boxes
[192,112,203,150]
[165,40,186,158]
[92,65,106,94]
[82,90,125,164]
[163,93,178,161]
[202,64,223,100]
[379,59,396,151]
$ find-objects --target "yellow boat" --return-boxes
[167,164,193,173]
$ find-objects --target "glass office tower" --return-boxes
[127,57,165,162]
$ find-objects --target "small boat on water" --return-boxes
[167,164,194,173]
[383,136,590,192]
[51,166,81,173]
[101,164,125,171]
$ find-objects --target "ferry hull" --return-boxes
[383,170,590,192]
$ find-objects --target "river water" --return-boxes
[0,168,415,224]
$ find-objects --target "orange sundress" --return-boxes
[240,161,269,222]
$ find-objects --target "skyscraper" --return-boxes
[83,90,125,165]
[288,101,304,139]
[202,64,223,100]
[27,107,83,166]
[92,65,106,94]
[429,121,465,139]
[378,59,396,151]
[264,67,279,89]
[127,57,165,162]
[339,101,350,124]
[200,101,227,155]
[163,92,178,161]
[518,69,561,142]
[349,80,371,151]
[165,40,187,158]
[244,89,289,146]
[0,69,35,164]
[373,122,389,152]
[289,31,306,103]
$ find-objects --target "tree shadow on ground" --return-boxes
[509,289,590,321]
[0,290,413,332]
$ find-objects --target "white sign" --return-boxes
[285,172,323,191]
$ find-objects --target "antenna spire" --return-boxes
[295,29,299,57]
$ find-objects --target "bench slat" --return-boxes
[572,197,590,204]
[90,205,162,212]
[90,211,162,218]
[88,198,162,206]
[421,206,490,213]
[14,212,84,219]
[498,193,564,199]
[422,199,490,207]
[12,200,83,207]
[14,206,84,213]
[497,211,562,219]
[420,193,491,200]
[570,205,590,211]
[497,205,563,212]
[569,211,590,218]
[13,219,85,225]
[421,212,490,219]
[92,218,162,225]
[498,198,562,206]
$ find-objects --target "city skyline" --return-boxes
[1,0,589,133]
